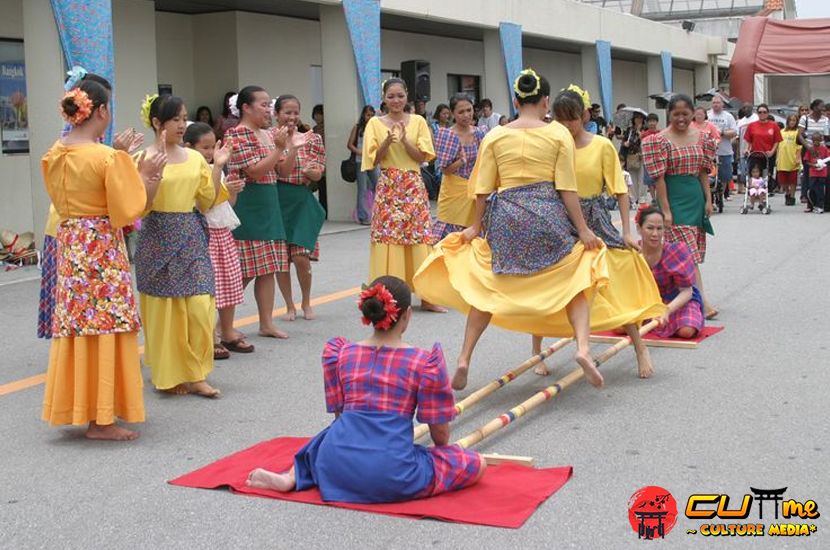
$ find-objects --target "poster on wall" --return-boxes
[0,41,28,154]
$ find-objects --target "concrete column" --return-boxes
[646,55,666,126]
[23,0,64,243]
[580,44,601,116]
[482,29,510,117]
[694,61,713,97]
[319,4,360,222]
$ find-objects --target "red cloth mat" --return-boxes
[169,437,573,529]
[592,325,724,344]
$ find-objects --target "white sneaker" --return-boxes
[815,208,824,214]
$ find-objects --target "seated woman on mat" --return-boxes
[246,276,485,503]
[636,205,704,339]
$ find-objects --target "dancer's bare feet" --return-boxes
[188,380,220,398]
[420,301,448,313]
[259,324,289,339]
[86,421,139,441]
[246,468,295,492]
[302,304,316,320]
[282,309,297,322]
[575,349,604,388]
[161,383,189,395]
[534,362,551,376]
[636,347,654,379]
[451,360,469,391]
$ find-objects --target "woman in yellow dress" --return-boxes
[361,78,444,311]
[42,78,165,440]
[413,70,607,391]
[532,87,665,379]
[135,95,227,397]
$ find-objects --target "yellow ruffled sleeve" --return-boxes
[195,153,218,213]
[553,128,578,192]
[361,118,380,171]
[414,116,435,162]
[104,150,148,228]
[471,133,500,195]
[601,139,628,195]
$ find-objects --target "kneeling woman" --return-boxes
[246,276,485,503]
[637,206,704,338]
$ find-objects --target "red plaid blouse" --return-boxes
[322,337,456,424]
[434,127,486,180]
[642,131,717,180]
[225,126,280,185]
[651,240,696,296]
[276,130,326,186]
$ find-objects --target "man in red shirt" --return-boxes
[744,104,783,194]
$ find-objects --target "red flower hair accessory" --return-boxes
[358,283,399,330]
[60,88,94,126]
[634,203,652,225]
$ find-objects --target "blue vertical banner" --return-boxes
[499,22,523,116]
[596,40,613,122]
[343,0,381,109]
[50,0,115,143]
[660,51,673,92]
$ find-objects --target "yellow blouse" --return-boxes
[147,148,219,214]
[777,129,802,172]
[41,142,146,229]
[576,135,627,198]
[361,115,435,171]
[471,122,578,195]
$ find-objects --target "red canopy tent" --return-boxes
[730,16,830,103]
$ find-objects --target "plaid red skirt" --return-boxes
[236,239,289,278]
[289,242,320,262]
[209,228,244,309]
[423,444,482,497]
[666,225,706,264]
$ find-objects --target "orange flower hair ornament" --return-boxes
[358,283,399,330]
[59,89,94,126]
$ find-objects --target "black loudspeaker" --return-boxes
[400,60,430,102]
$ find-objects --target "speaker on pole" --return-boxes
[400,60,431,102]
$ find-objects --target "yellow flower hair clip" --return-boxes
[513,68,541,99]
[140,93,159,129]
[566,84,591,110]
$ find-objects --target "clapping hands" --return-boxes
[113,128,145,154]
[213,138,234,168]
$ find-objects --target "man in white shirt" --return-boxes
[708,95,738,199]
[478,98,501,132]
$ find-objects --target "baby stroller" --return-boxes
[741,151,771,215]
[708,160,724,214]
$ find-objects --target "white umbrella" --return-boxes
[613,107,649,129]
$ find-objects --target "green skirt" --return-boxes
[665,174,714,236]
[232,183,285,242]
[277,182,325,251]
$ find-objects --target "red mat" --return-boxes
[592,325,724,343]
[169,437,573,529]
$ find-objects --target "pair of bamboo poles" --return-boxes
[413,320,660,455]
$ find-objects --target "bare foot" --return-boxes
[86,422,139,441]
[534,362,551,376]
[452,361,469,390]
[259,325,289,339]
[188,380,220,398]
[575,350,604,388]
[636,348,654,380]
[246,468,295,492]
[302,305,317,320]
[420,301,448,313]
[282,309,297,322]
[160,383,188,395]
[704,308,719,320]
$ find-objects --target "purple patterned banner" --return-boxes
[343,0,381,109]
[50,0,115,143]
[499,22,523,116]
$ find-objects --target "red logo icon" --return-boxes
[628,486,679,540]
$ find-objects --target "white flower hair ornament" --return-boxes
[229,94,240,118]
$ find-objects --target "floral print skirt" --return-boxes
[52,217,141,338]
[371,168,435,246]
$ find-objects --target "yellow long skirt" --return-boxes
[413,233,610,337]
[436,173,476,227]
[589,247,666,330]
[369,242,433,289]
[139,294,215,390]
[42,331,145,426]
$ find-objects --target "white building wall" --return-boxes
[192,13,239,118]
[522,48,582,100]
[673,68,696,98]
[155,12,195,110]
[612,59,649,111]
[0,0,32,234]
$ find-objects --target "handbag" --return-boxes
[340,154,357,183]
[626,152,642,170]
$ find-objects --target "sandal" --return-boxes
[221,337,255,353]
[214,344,230,360]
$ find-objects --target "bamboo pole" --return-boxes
[413,336,575,441]
[454,319,660,449]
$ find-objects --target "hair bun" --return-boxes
[517,74,538,95]
[61,97,80,117]
[360,297,387,324]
